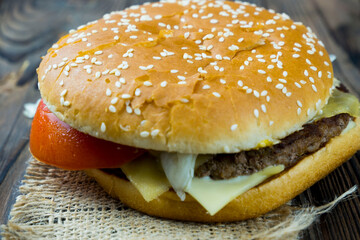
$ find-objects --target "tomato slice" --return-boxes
[30,100,145,170]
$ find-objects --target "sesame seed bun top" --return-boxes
[37,0,334,154]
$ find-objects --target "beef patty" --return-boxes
[195,113,353,180]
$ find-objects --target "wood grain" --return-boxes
[0,0,359,239]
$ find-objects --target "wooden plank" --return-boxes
[0,1,359,240]
[313,0,360,71]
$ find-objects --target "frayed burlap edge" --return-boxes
[1,158,358,240]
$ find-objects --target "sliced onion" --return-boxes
[160,153,197,201]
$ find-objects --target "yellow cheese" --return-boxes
[185,165,284,215]
[313,89,360,121]
[121,156,170,202]
[121,154,284,215]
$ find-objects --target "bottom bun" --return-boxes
[85,118,360,222]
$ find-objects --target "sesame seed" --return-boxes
[231,124,238,131]
[135,88,141,96]
[108,54,113,58]
[229,45,239,51]
[258,70,266,74]
[310,66,317,71]
[220,145,230,153]
[101,122,106,132]
[95,51,103,55]
[304,70,309,77]
[312,84,318,92]
[121,94,131,99]
[283,71,288,77]
[279,78,287,83]
[212,92,221,98]
[300,80,307,84]
[261,104,267,113]
[170,69,178,73]
[151,129,160,137]
[267,77,272,82]
[177,75,186,81]
[105,88,112,96]
[269,121,274,126]
[238,38,244,43]
[254,109,259,118]
[134,108,141,115]
[160,81,167,87]
[181,98,189,103]
[203,85,210,89]
[203,34,214,40]
[64,71,69,76]
[261,90,268,96]
[309,77,315,83]
[109,105,116,112]
[276,83,284,89]
[184,32,190,38]
[178,81,187,85]
[60,89,67,96]
[210,19,218,24]
[219,37,225,42]
[237,80,243,87]
[140,131,150,138]
[292,54,300,58]
[111,97,118,104]
[318,71,322,78]
[95,71,101,79]
[126,105,133,114]
[297,108,301,115]
[254,90,260,98]
[267,65,274,69]
[143,81,152,86]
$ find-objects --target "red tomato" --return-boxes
[30,100,145,170]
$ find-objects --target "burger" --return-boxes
[30,0,360,222]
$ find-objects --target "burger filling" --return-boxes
[195,113,353,179]
[31,84,360,216]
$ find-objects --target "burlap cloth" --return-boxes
[1,158,357,240]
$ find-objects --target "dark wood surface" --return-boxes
[0,0,359,239]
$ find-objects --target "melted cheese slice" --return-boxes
[186,165,284,215]
[314,89,360,121]
[121,156,170,202]
[121,155,284,215]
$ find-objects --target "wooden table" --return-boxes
[0,0,359,239]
